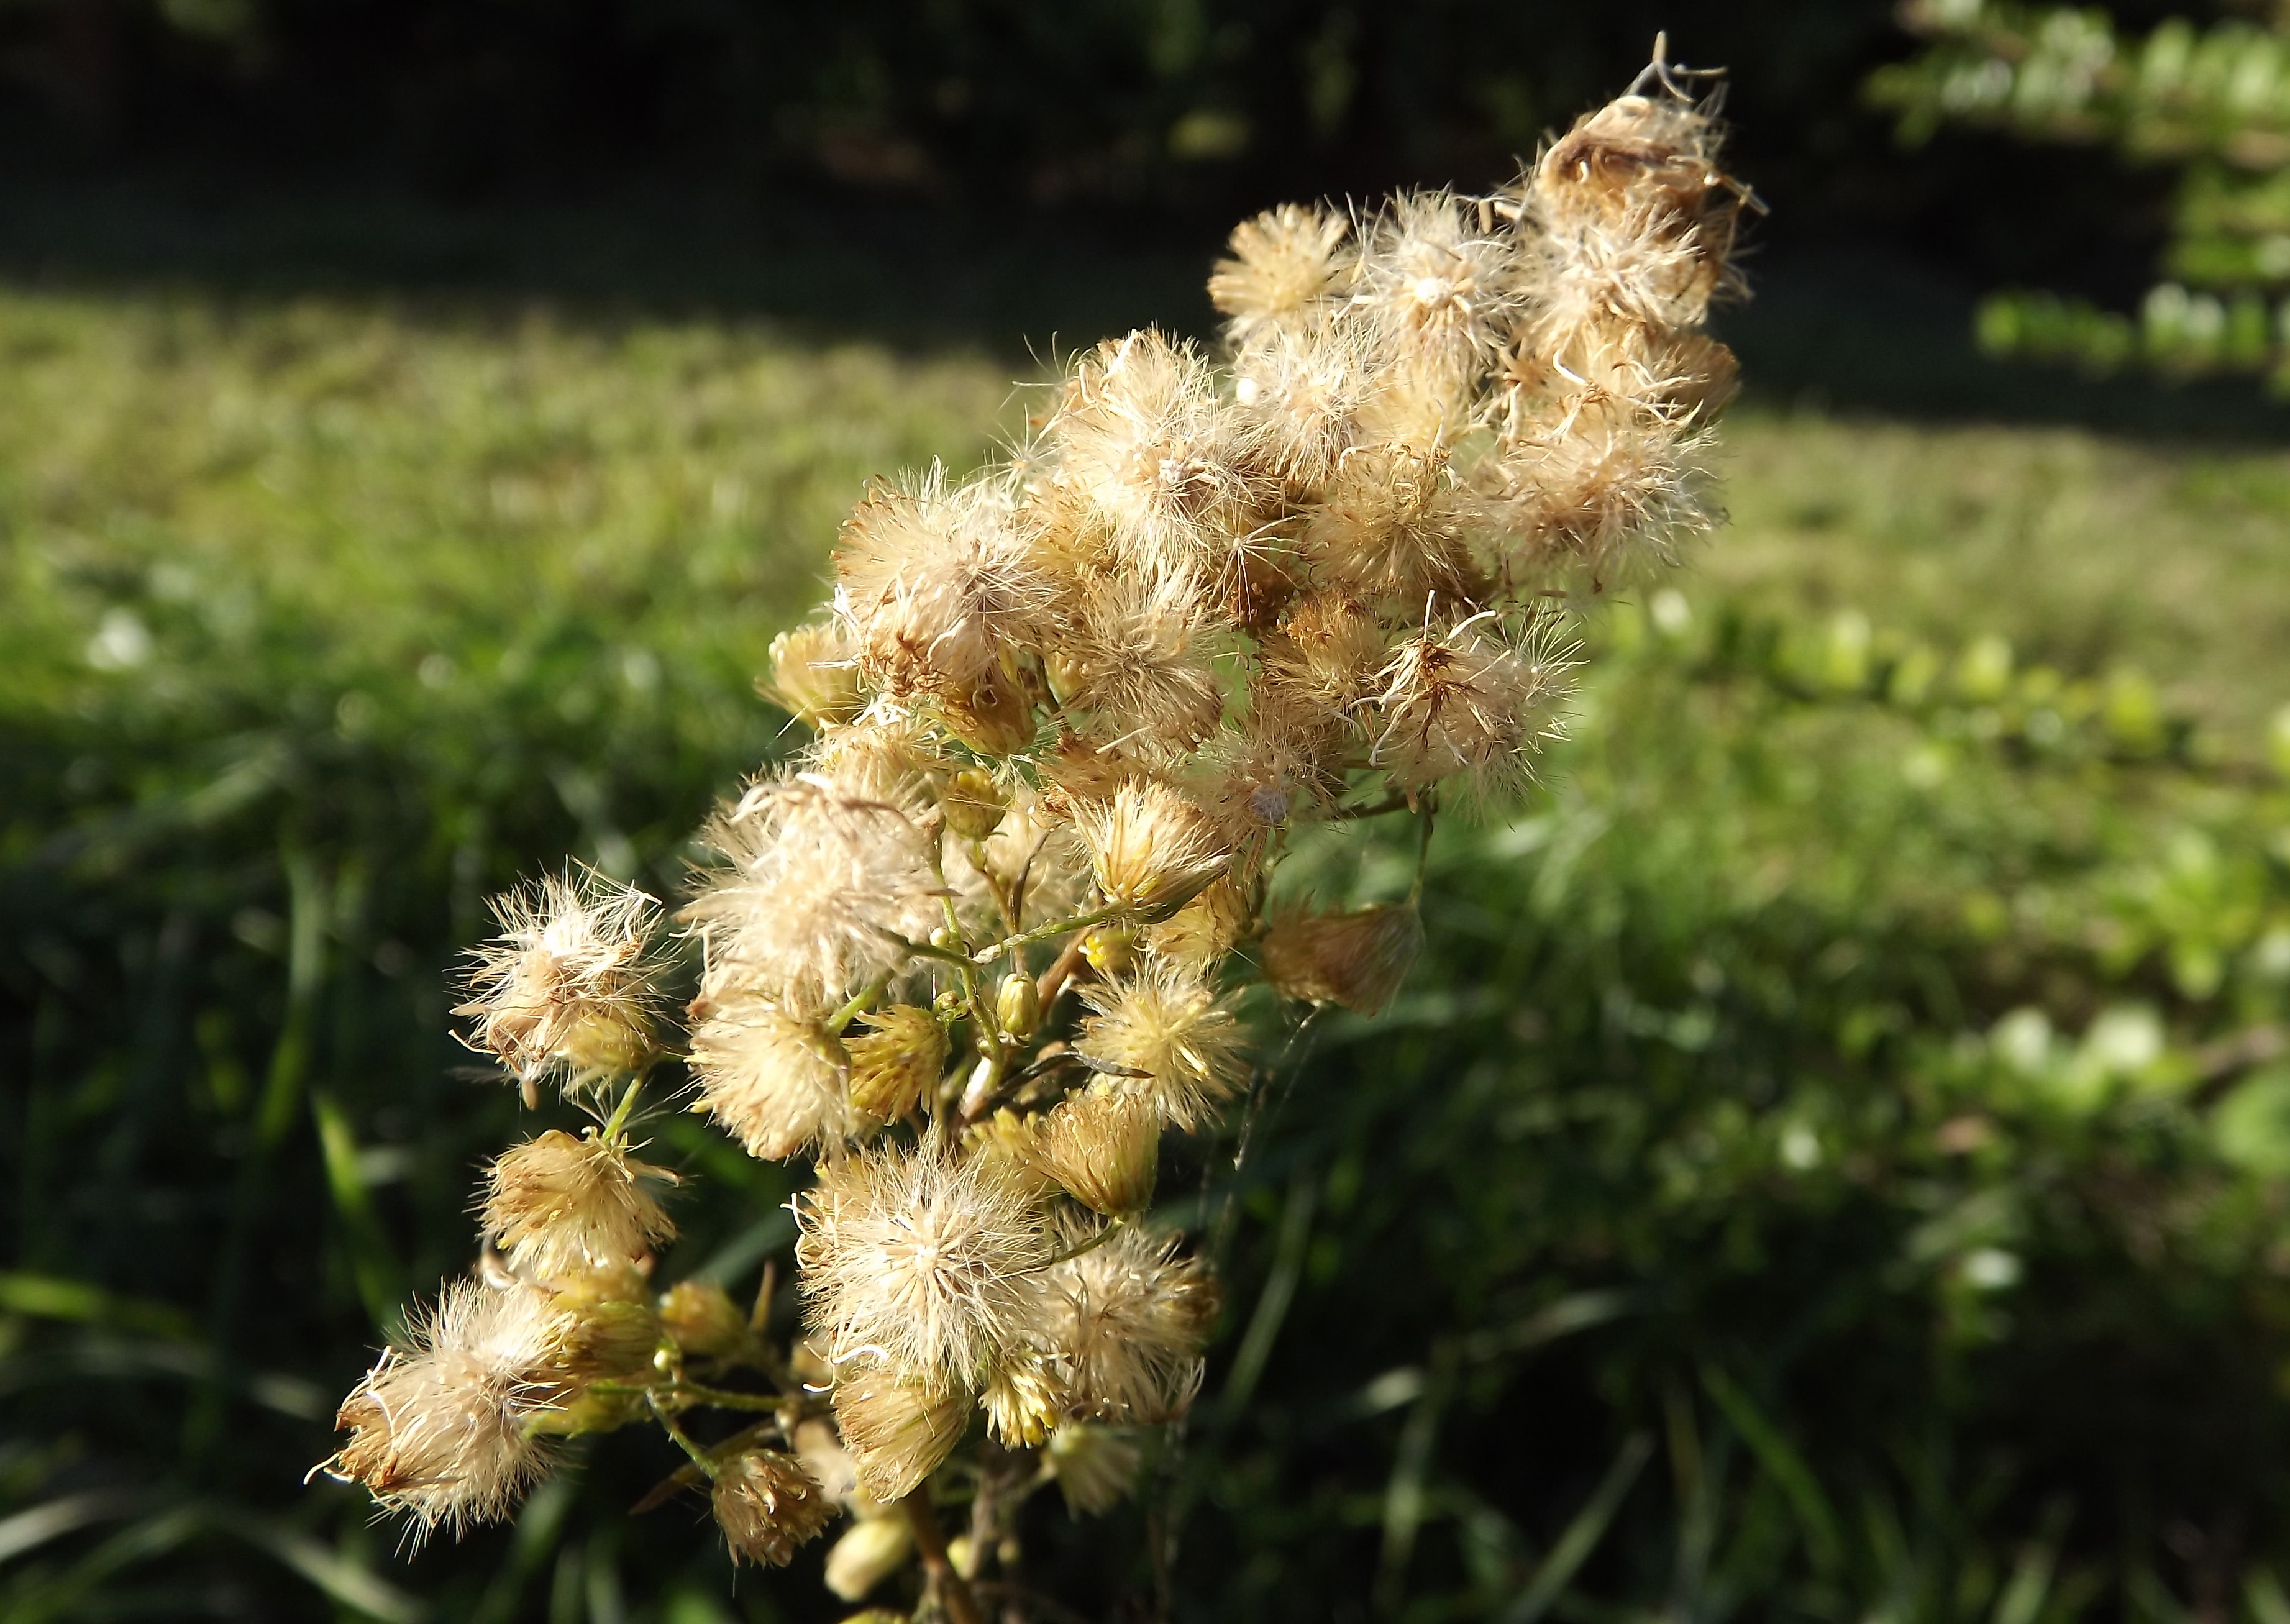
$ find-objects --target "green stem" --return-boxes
[647,1392,718,1477]
[829,978,890,1035]
[601,1075,644,1144]
[1024,1216,1124,1274]
[1409,802,1437,903]
[974,904,1125,967]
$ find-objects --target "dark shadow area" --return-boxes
[9,170,2290,444]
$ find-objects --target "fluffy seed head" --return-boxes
[796,1143,1052,1390]
[1303,444,1480,606]
[1077,960,1249,1131]
[1059,568,1228,754]
[1232,312,1375,490]
[455,869,663,1099]
[688,999,856,1161]
[684,773,941,1011]
[834,466,1052,705]
[1532,88,1747,324]
[1262,590,1389,723]
[1482,424,1721,592]
[1372,614,1572,805]
[1049,331,1270,581]
[713,1450,835,1567]
[321,1279,563,1540]
[1045,1225,1218,1425]
[1354,190,1522,399]
[1210,203,1352,343]
[1260,901,1425,1016]
[1073,780,1230,918]
[478,1130,677,1283]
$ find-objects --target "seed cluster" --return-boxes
[318,60,1749,1616]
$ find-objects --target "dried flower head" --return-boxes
[1483,423,1720,591]
[1050,331,1269,582]
[478,1129,677,1283]
[1046,1225,1218,1425]
[1210,203,1352,343]
[319,1279,563,1540]
[1077,960,1249,1131]
[1144,873,1252,972]
[1044,1424,1143,1516]
[1303,444,1480,605]
[1076,962,1254,1126]
[455,869,663,1102]
[1261,589,1389,723]
[1261,900,1425,1016]
[1372,614,1572,804]
[1031,1082,1161,1216]
[1073,780,1230,918]
[834,465,1051,705]
[688,999,855,1161]
[713,1450,835,1567]
[1232,313,1376,489]
[844,1004,949,1124]
[830,1362,971,1503]
[1354,190,1522,396]
[796,1143,1051,1390]
[685,773,941,1011]
[1532,88,1747,322]
[1059,568,1228,754]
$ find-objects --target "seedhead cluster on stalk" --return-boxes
[318,53,1751,1622]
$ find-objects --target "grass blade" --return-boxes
[1499,1431,1654,1624]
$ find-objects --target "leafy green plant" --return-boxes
[1873,0,2290,384]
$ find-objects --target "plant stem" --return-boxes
[828,977,889,1035]
[902,1492,986,1624]
[647,1392,718,1477]
[1025,1216,1123,1273]
[975,903,1124,967]
[601,1075,644,1144]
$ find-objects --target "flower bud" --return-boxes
[1031,1083,1159,1216]
[1045,1423,1143,1516]
[1145,874,1250,971]
[1260,901,1423,1016]
[713,1449,835,1567]
[941,679,1036,755]
[658,1280,747,1358]
[995,972,1041,1041]
[1075,782,1229,917]
[765,623,866,728]
[941,767,1007,840]
[1082,923,1138,977]
[982,1357,1065,1448]
[824,1516,916,1602]
[547,1285,660,1385]
[832,1366,970,1503]
[846,1005,949,1123]
[524,1382,648,1438]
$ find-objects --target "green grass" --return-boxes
[3,284,2289,1623]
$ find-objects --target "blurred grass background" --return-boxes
[2,2,2290,1618]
